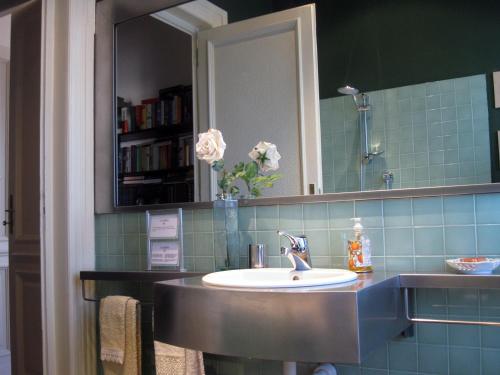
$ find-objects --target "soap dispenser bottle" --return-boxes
[347,218,373,273]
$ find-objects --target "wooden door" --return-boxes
[8,1,42,374]
[197,5,323,200]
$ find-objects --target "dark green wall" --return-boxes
[272,0,500,97]
[271,0,500,181]
[210,0,273,22]
[212,0,500,179]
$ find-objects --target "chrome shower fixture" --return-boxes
[337,85,370,110]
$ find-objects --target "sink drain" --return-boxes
[292,275,301,281]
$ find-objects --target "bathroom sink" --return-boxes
[201,268,358,288]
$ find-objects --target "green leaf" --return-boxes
[244,161,258,179]
[211,159,225,172]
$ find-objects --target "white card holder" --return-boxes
[146,209,184,271]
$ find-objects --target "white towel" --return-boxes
[154,341,205,375]
[100,296,141,375]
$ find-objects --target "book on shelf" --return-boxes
[117,85,193,135]
[177,135,194,168]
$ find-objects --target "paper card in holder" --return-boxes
[147,209,184,270]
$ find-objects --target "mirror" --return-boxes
[110,0,500,208]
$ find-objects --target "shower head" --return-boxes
[337,85,359,96]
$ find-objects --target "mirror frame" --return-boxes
[94,0,500,214]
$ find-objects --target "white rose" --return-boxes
[248,141,281,172]
[196,129,226,165]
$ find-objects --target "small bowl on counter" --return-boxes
[446,257,500,275]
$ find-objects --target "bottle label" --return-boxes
[348,239,372,269]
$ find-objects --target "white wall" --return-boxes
[116,15,192,104]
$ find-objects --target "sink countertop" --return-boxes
[156,271,500,292]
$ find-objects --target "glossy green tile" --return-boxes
[447,288,479,315]
[278,204,303,231]
[385,228,413,255]
[183,233,194,257]
[139,213,147,233]
[123,254,140,271]
[416,288,447,315]
[385,257,414,272]
[304,229,329,256]
[417,321,447,345]
[95,235,107,256]
[476,194,500,224]
[213,232,227,258]
[303,203,328,229]
[95,215,107,236]
[418,344,448,374]
[310,256,330,268]
[122,213,139,234]
[383,199,412,227]
[414,227,443,255]
[477,225,500,255]
[123,234,140,255]
[444,226,476,255]
[107,214,123,234]
[239,231,257,257]
[415,257,445,272]
[329,201,355,228]
[448,321,479,347]
[413,197,443,226]
[355,200,383,228]
[194,232,214,256]
[182,210,194,233]
[330,229,348,256]
[256,231,280,256]
[361,344,387,369]
[194,257,214,273]
[443,195,474,225]
[107,235,123,255]
[256,206,279,231]
[482,348,500,374]
[95,255,108,270]
[388,342,417,372]
[238,206,256,231]
[449,347,480,375]
[183,257,195,272]
[193,209,213,232]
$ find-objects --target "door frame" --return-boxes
[0,51,10,370]
[40,0,95,374]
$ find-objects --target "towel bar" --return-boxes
[403,288,500,327]
[81,279,154,306]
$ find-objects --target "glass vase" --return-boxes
[213,195,239,270]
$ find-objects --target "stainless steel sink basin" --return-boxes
[201,268,358,288]
[154,273,410,363]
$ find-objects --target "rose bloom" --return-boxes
[196,129,226,164]
[249,141,281,172]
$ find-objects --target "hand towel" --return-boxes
[154,341,205,375]
[100,296,141,375]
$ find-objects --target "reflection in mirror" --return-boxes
[110,0,500,208]
[321,75,491,193]
[115,9,195,206]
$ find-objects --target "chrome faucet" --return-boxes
[277,230,312,271]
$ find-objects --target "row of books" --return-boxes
[117,85,193,133]
[119,136,194,174]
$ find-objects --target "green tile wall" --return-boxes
[321,75,491,193]
[95,192,500,375]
